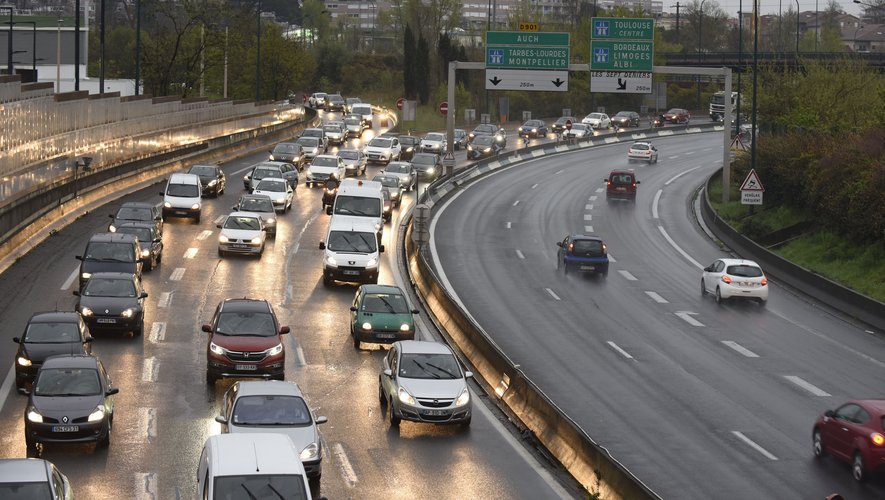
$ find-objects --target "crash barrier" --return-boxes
[702,172,885,331]
[402,123,724,498]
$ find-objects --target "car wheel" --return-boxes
[25,437,39,457]
[812,430,826,458]
[195,215,201,224]
[379,384,386,406]
[218,249,225,258]
[97,421,111,448]
[461,416,472,428]
[144,259,153,272]
[700,279,706,296]
[206,371,217,385]
[322,275,332,287]
[133,319,144,337]
[715,287,725,304]
[388,398,401,426]
[853,452,866,482]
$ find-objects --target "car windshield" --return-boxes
[610,174,634,185]
[615,112,632,118]
[474,125,496,134]
[572,124,589,131]
[116,207,152,220]
[303,130,322,138]
[555,117,574,124]
[0,483,54,499]
[313,157,338,167]
[400,137,419,146]
[215,311,277,336]
[454,130,466,137]
[83,277,137,297]
[327,230,377,253]
[323,125,341,133]
[34,368,101,396]
[399,353,460,380]
[424,133,444,142]
[85,242,135,261]
[188,166,216,176]
[25,322,80,343]
[273,144,299,154]
[253,168,281,180]
[362,293,409,313]
[239,198,274,212]
[166,183,199,197]
[667,109,683,114]
[411,155,435,166]
[368,138,392,148]
[631,143,650,151]
[386,163,409,173]
[295,137,319,148]
[353,105,371,114]
[344,117,361,126]
[472,136,494,146]
[338,151,359,160]
[328,95,344,102]
[115,226,153,243]
[232,395,311,426]
[373,176,398,188]
[571,239,604,256]
[224,216,261,231]
[346,98,360,104]
[213,475,307,500]
[255,180,286,193]
[587,113,604,120]
[334,196,381,217]
[726,265,764,278]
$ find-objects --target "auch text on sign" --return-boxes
[486,31,570,70]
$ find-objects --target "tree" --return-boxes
[403,25,417,99]
[416,34,430,104]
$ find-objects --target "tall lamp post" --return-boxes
[56,17,62,89]
[99,0,106,94]
[736,5,743,131]
[2,6,13,75]
[74,0,80,90]
[697,0,708,113]
[255,0,262,102]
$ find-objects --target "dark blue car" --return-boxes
[556,234,609,276]
[519,119,548,138]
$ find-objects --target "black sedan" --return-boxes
[519,119,548,138]
[398,136,420,161]
[114,222,163,271]
[268,143,304,168]
[411,153,442,181]
[187,164,226,197]
[74,272,148,337]
[611,111,641,128]
[22,354,118,452]
[13,312,93,391]
[108,202,163,235]
[466,135,502,160]
[468,124,507,148]
[551,116,578,134]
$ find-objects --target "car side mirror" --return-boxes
[556,242,563,247]
[108,214,114,219]
[703,266,712,272]
[232,206,238,210]
[153,238,162,243]
[636,180,641,184]
[383,369,393,378]
[72,290,80,296]
[12,337,20,343]
[325,206,332,216]
[411,309,419,315]
[201,324,212,333]
[318,242,326,250]
[214,415,228,425]
[85,337,94,343]
[824,410,835,418]
[140,292,149,299]
[315,416,328,425]
[279,326,291,335]
[159,192,165,196]
[379,170,384,174]
[75,255,83,261]
[106,387,120,396]
[350,306,357,312]
[379,244,385,253]
[464,371,474,378]
[216,224,222,229]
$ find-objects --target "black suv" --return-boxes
[551,116,578,134]
[76,233,143,290]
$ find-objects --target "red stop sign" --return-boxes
[396,98,404,110]
[565,119,573,130]
[439,101,448,116]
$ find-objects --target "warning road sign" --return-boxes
[739,169,764,191]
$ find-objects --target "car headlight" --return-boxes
[209,342,225,356]
[324,255,337,267]
[399,323,411,332]
[268,155,276,160]
[300,442,320,461]
[81,272,92,280]
[406,147,414,153]
[17,356,31,367]
[389,191,399,199]
[141,249,150,258]
[191,203,200,210]
[467,146,473,151]
[483,148,491,153]
[121,308,135,318]
[426,168,435,174]
[266,343,283,356]
[274,196,286,203]
[87,405,106,423]
[266,218,275,225]
[208,179,217,186]
[163,201,172,208]
[398,387,416,406]
[108,225,117,232]
[27,407,43,423]
[244,174,251,181]
[531,128,537,133]
[81,307,93,317]
[366,257,378,268]
[250,236,263,244]
[219,234,229,243]
[361,321,373,331]
[455,387,470,407]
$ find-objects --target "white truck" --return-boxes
[709,91,741,121]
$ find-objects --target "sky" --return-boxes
[661,0,869,18]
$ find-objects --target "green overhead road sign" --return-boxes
[591,17,655,41]
[486,31,570,70]
[590,40,653,71]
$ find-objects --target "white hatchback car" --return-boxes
[627,141,659,163]
[217,212,266,257]
[701,258,769,305]
[564,123,592,139]
[379,340,473,427]
[252,178,293,213]
[420,132,447,154]
[581,112,611,129]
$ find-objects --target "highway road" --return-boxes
[432,132,885,499]
[0,113,582,499]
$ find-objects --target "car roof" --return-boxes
[718,258,762,267]
[169,172,200,183]
[29,311,81,323]
[0,458,53,482]
[219,298,272,313]
[227,211,263,219]
[205,433,304,477]
[396,340,453,355]
[631,141,652,146]
[314,154,339,160]
[119,202,157,209]
[232,380,305,399]
[361,284,405,295]
[41,354,100,369]
[88,271,136,280]
[88,232,138,243]
[570,234,604,242]
[609,169,636,175]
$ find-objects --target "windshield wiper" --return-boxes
[412,359,440,379]
[377,297,397,314]
[426,363,458,379]
[91,257,130,262]
[41,392,95,397]
[240,483,258,500]
[266,483,285,500]
[340,234,363,251]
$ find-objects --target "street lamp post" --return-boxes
[256,0,262,102]
[56,17,62,90]
[2,6,13,75]
[737,5,743,131]
[74,0,80,90]
[697,0,708,113]
[16,21,37,72]
[99,0,106,94]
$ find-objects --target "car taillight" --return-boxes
[721,275,732,284]
[632,182,636,188]
[872,432,885,446]
[602,243,607,252]
[760,277,768,286]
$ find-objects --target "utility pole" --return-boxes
[99,0,106,94]
[74,0,80,90]
[672,3,681,39]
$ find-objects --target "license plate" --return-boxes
[343,270,360,276]
[616,187,626,192]
[52,425,79,433]
[231,244,249,249]
[97,318,116,324]
[235,364,257,371]
[580,266,595,271]
[424,410,447,416]
[376,333,396,339]
[175,210,188,215]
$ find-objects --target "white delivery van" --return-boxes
[351,103,373,125]
[319,215,384,286]
[197,433,318,500]
[160,173,202,222]
[328,179,383,233]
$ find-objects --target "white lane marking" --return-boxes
[283,212,321,304]
[157,292,171,308]
[505,222,512,229]
[658,226,704,269]
[583,214,593,221]
[702,148,713,152]
[607,341,634,360]
[644,291,669,303]
[170,268,185,281]
[668,155,679,159]
[665,166,701,186]
[722,341,759,358]
[545,288,562,301]
[0,365,14,415]
[607,254,616,263]
[183,247,198,259]
[784,375,831,397]
[652,189,662,219]
[295,345,307,367]
[584,225,594,233]
[197,230,213,241]
[675,311,705,327]
[594,188,603,193]
[61,266,79,290]
[213,215,226,225]
[554,169,563,175]
[149,322,166,343]
[531,183,539,189]
[515,250,525,259]
[589,196,598,201]
[142,357,159,383]
[731,431,779,461]
[618,270,637,281]
[138,408,158,443]
[332,443,358,487]
[512,200,520,206]
[585,204,594,210]
[685,151,695,155]
[134,472,158,500]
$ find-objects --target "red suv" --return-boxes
[813,399,885,482]
[605,169,640,203]
[203,298,289,385]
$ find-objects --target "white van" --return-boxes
[319,216,384,286]
[351,103,373,125]
[197,433,318,500]
[160,173,202,222]
[328,179,383,232]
